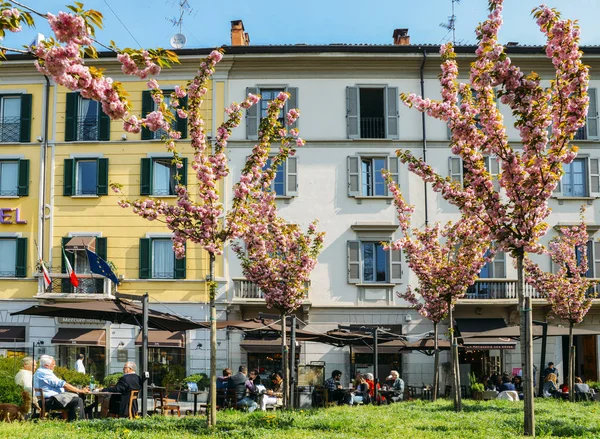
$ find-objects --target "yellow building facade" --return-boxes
[0,53,226,384]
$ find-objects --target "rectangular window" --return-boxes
[0,160,18,196]
[0,96,20,142]
[346,86,399,140]
[347,155,399,198]
[479,250,506,278]
[448,156,500,190]
[245,86,298,140]
[76,160,98,195]
[574,88,599,140]
[259,89,285,123]
[0,239,17,277]
[63,158,108,196]
[140,157,187,196]
[263,157,286,196]
[65,93,109,142]
[362,242,388,282]
[563,158,587,197]
[139,237,185,279]
[141,90,188,140]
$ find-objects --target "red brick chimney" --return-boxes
[393,28,410,46]
[231,20,250,46]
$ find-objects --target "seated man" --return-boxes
[33,354,88,421]
[101,361,142,418]
[324,370,349,405]
[15,356,39,412]
[499,375,516,392]
[388,370,405,402]
[217,367,232,407]
[261,371,284,411]
[228,365,257,412]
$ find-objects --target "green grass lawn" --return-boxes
[0,399,599,439]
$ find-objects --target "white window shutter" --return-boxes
[448,157,463,185]
[346,86,360,139]
[286,156,298,197]
[587,88,599,140]
[593,241,600,278]
[285,87,299,131]
[385,86,399,140]
[589,158,600,196]
[246,87,259,140]
[386,156,400,196]
[389,248,402,283]
[347,240,361,284]
[347,156,361,197]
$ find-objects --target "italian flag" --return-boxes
[40,260,51,290]
[63,248,79,287]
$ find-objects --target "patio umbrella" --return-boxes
[11,299,203,331]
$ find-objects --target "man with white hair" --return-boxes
[101,361,142,418]
[33,354,88,421]
[15,357,38,412]
[387,370,405,402]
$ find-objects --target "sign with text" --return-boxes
[57,317,105,325]
[0,208,27,224]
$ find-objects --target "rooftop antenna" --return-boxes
[439,0,460,45]
[166,0,197,49]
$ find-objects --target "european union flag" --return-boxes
[86,249,120,285]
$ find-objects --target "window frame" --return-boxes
[140,156,188,197]
[260,155,298,198]
[65,92,109,142]
[574,87,599,141]
[245,85,298,141]
[63,157,109,197]
[0,235,27,278]
[139,236,186,280]
[553,156,600,199]
[346,85,399,140]
[0,94,31,143]
[448,155,500,191]
[141,90,188,140]
[347,154,399,199]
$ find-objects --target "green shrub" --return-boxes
[161,364,186,389]
[586,380,600,391]
[0,371,24,405]
[0,356,24,376]
[54,366,90,388]
[103,372,124,387]
[182,373,209,390]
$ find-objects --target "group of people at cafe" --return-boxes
[14,354,141,421]
[323,369,405,405]
[217,365,284,412]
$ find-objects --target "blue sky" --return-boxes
[2,0,600,50]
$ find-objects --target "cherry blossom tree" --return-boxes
[525,208,598,402]
[233,187,324,408]
[385,174,490,408]
[396,0,588,433]
[0,2,305,426]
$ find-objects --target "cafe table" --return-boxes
[83,391,121,418]
[179,390,207,416]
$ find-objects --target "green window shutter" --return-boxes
[176,95,188,139]
[98,108,110,141]
[347,240,361,284]
[245,87,259,140]
[174,244,186,279]
[19,94,32,143]
[17,159,30,197]
[63,159,75,196]
[140,158,152,195]
[96,158,109,195]
[385,86,399,140]
[139,238,151,279]
[286,156,298,197]
[61,237,74,292]
[177,157,188,188]
[346,86,360,139]
[15,237,27,278]
[96,237,107,260]
[347,156,360,197]
[389,248,402,284]
[65,92,79,142]
[286,87,298,131]
[141,91,153,140]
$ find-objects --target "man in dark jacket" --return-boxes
[228,365,257,411]
[102,361,142,418]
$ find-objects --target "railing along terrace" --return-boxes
[77,117,99,141]
[233,278,309,300]
[38,273,116,296]
[360,117,385,139]
[465,278,600,299]
[0,117,20,142]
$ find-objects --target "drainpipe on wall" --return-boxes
[37,75,51,262]
[419,48,429,226]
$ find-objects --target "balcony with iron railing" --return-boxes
[232,278,309,301]
[76,118,99,141]
[463,278,600,300]
[360,117,385,139]
[0,117,21,142]
[36,272,116,298]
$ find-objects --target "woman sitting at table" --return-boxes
[542,373,558,398]
[351,376,370,405]
[364,373,379,404]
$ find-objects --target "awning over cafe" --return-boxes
[52,328,106,346]
[0,326,26,343]
[135,330,185,348]
[240,338,302,354]
[455,318,517,350]
[352,344,403,354]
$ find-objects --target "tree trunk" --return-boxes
[208,253,217,427]
[569,322,575,402]
[448,301,462,411]
[517,251,535,436]
[433,321,439,402]
[281,312,289,408]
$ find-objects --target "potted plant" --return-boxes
[469,372,484,400]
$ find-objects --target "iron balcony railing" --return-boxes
[574,126,587,140]
[77,117,99,141]
[232,278,309,300]
[360,117,385,139]
[464,278,600,300]
[37,272,116,296]
[0,117,21,142]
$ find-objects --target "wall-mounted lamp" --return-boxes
[120,134,127,141]
[36,340,44,346]
[217,341,221,347]
[405,314,412,322]
[196,343,203,349]
[117,341,125,348]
